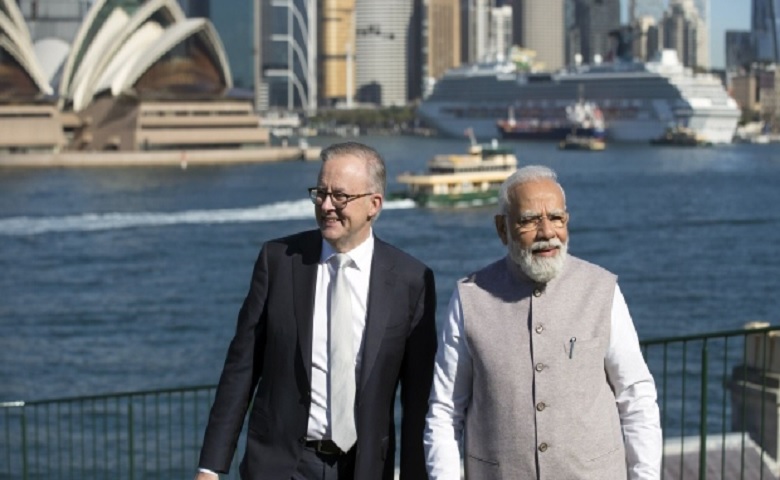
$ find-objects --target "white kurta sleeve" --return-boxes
[424,288,472,480]
[606,284,663,480]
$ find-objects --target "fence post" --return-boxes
[128,400,134,480]
[21,405,28,480]
[698,340,708,480]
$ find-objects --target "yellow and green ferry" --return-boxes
[396,138,518,208]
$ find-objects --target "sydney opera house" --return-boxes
[0,0,268,153]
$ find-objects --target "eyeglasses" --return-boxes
[516,212,569,233]
[308,188,373,209]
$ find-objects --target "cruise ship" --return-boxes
[418,50,740,144]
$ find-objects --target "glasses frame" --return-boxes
[515,212,569,233]
[308,187,374,209]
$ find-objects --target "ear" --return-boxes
[494,214,509,245]
[368,193,383,218]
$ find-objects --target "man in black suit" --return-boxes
[195,141,437,480]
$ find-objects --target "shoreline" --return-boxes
[0,146,322,168]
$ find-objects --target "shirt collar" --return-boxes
[320,230,375,272]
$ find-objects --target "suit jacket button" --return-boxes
[538,442,548,452]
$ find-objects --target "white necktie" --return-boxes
[329,253,357,451]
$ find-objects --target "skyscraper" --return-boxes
[513,0,565,71]
[318,0,355,106]
[490,4,512,59]
[262,0,317,112]
[354,0,416,106]
[425,0,461,91]
[753,0,780,62]
[569,0,621,65]
[661,1,698,68]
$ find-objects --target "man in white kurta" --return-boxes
[424,165,662,479]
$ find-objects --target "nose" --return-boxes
[320,193,336,210]
[536,216,556,239]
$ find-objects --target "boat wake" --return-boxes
[0,198,417,236]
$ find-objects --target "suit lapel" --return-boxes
[293,232,321,386]
[359,240,396,396]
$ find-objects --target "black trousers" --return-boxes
[291,445,357,480]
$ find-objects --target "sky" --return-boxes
[708,0,751,68]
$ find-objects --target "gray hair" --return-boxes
[319,141,387,195]
[497,165,566,215]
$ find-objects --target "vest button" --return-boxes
[538,442,548,452]
[533,289,542,297]
[536,402,546,411]
[535,324,544,334]
[535,363,545,372]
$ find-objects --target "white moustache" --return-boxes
[531,238,563,252]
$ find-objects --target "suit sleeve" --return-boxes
[399,266,437,479]
[197,244,271,473]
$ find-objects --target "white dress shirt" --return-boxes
[198,233,375,478]
[424,283,662,480]
[307,234,374,440]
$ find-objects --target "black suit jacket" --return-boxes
[198,229,437,479]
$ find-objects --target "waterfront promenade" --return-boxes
[0,145,322,168]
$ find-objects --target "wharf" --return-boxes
[0,146,322,168]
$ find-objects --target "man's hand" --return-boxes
[195,470,219,480]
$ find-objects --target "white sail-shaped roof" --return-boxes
[70,0,188,110]
[69,7,131,109]
[0,1,53,95]
[112,18,233,97]
[96,21,165,94]
[0,0,29,35]
[60,0,231,111]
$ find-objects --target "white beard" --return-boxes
[508,238,568,284]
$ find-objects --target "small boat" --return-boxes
[650,125,712,146]
[497,100,606,141]
[558,134,606,151]
[395,130,517,208]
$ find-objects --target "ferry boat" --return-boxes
[419,49,739,144]
[395,133,517,208]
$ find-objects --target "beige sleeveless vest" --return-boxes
[459,255,627,480]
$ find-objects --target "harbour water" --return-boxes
[1,135,780,403]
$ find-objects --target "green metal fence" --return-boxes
[3,325,780,479]
[643,324,780,479]
[0,385,243,480]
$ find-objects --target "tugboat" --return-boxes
[557,100,607,151]
[396,129,517,208]
[558,134,606,151]
[650,125,712,146]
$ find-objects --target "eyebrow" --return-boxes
[519,209,566,218]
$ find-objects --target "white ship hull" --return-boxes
[419,51,740,144]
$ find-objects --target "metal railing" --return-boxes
[642,324,780,479]
[1,385,243,480]
[3,325,780,480]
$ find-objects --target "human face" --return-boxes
[495,179,569,282]
[315,154,382,252]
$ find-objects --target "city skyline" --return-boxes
[708,0,750,68]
